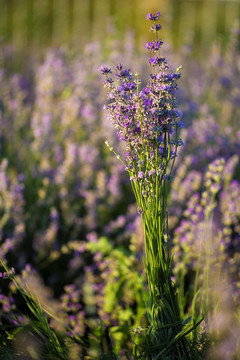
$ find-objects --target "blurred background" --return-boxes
[1,0,240,59]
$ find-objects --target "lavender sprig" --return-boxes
[100,10,200,359]
[100,48,182,204]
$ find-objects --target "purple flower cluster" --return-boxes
[59,284,85,337]
[146,11,161,21]
[174,160,223,253]
[100,13,183,194]
[172,155,240,299]
[145,40,163,52]
[149,56,165,67]
[150,24,162,32]
[0,159,25,260]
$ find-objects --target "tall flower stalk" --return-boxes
[100,12,201,359]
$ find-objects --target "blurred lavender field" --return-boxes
[0,8,240,359]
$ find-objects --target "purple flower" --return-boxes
[145,40,163,52]
[149,56,165,67]
[146,11,161,21]
[118,82,137,93]
[99,65,112,75]
[150,24,162,32]
[176,121,184,128]
[115,65,132,80]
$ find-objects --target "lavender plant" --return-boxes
[100,12,201,359]
[0,16,240,359]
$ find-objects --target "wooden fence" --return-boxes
[0,0,239,51]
